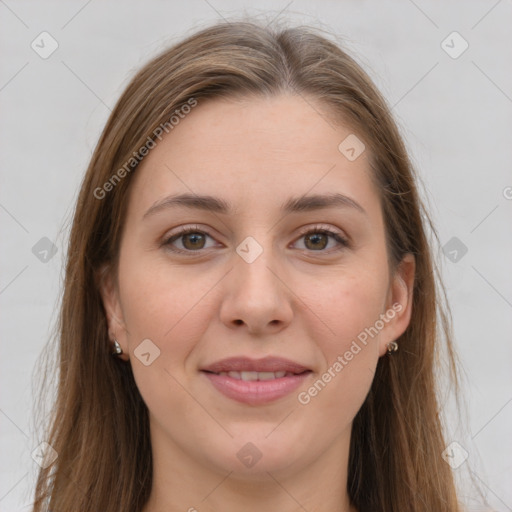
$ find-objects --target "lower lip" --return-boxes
[201,371,311,405]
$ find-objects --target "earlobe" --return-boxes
[379,253,416,357]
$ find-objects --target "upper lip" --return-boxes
[200,356,311,374]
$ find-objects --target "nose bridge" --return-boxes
[232,233,281,296]
[219,232,293,332]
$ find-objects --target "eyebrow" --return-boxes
[142,192,367,220]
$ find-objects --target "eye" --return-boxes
[163,226,217,253]
[293,225,349,252]
[162,224,350,255]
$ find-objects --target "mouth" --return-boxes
[200,356,312,405]
[204,370,307,381]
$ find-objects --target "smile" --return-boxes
[213,370,298,380]
[201,369,312,405]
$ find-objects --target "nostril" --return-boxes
[233,319,243,325]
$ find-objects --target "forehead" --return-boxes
[125,94,380,221]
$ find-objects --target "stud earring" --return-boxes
[386,340,398,355]
[112,339,123,356]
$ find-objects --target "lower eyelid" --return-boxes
[164,231,216,251]
[163,228,349,253]
[293,231,349,250]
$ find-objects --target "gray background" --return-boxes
[1,0,511,510]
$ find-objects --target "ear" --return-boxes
[378,253,416,357]
[96,264,130,361]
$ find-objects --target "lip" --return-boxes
[200,356,312,405]
[200,356,310,374]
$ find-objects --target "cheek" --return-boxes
[294,265,387,414]
[119,250,214,344]
[295,349,376,456]
[296,272,385,429]
[119,258,211,433]
[117,254,221,415]
[302,263,389,353]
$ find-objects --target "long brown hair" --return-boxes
[32,20,461,511]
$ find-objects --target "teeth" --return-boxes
[258,372,277,381]
[241,371,259,381]
[216,371,295,380]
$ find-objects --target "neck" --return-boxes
[142,422,357,512]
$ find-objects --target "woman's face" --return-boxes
[100,94,414,480]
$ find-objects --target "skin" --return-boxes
[99,94,415,512]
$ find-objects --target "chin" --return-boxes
[200,430,306,479]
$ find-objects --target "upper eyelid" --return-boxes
[164,224,348,250]
[165,223,346,239]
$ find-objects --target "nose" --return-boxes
[219,247,294,335]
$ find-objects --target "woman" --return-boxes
[32,20,461,512]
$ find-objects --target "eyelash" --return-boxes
[162,224,350,255]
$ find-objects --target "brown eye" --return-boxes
[304,232,329,250]
[181,232,206,250]
[294,228,349,252]
[163,226,349,255]
[164,228,216,253]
